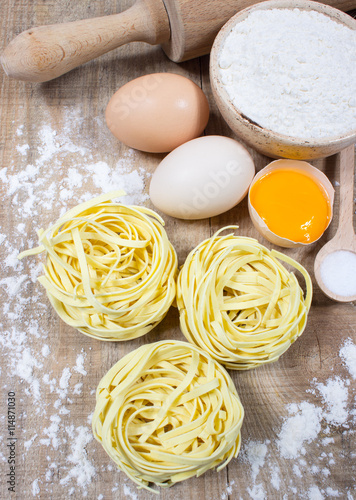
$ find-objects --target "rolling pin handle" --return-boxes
[0,0,170,83]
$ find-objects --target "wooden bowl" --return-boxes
[210,0,356,160]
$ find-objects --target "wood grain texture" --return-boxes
[332,145,356,242]
[1,1,355,499]
[2,0,356,82]
[1,0,170,82]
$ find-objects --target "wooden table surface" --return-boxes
[1,1,355,499]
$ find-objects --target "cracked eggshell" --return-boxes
[248,159,335,248]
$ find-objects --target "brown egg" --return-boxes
[105,73,209,153]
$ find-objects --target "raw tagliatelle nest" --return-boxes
[18,191,178,341]
[92,340,244,493]
[177,227,312,370]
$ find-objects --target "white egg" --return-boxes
[149,135,255,219]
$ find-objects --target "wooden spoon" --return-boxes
[314,145,356,302]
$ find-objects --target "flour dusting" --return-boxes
[59,426,96,489]
[340,339,356,380]
[1,104,355,499]
[235,339,356,500]
[1,105,149,498]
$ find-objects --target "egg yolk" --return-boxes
[249,169,331,243]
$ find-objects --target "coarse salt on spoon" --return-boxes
[314,145,356,302]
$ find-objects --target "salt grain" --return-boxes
[319,250,356,298]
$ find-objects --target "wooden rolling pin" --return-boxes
[1,0,356,82]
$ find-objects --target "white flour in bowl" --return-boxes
[218,8,356,140]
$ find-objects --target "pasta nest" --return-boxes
[177,227,312,370]
[18,191,178,341]
[92,340,244,492]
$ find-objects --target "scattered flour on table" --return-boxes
[42,344,50,357]
[1,105,355,499]
[59,367,72,391]
[59,426,96,489]
[221,480,236,500]
[74,352,87,376]
[340,338,356,379]
[123,482,139,500]
[308,485,324,500]
[32,478,40,496]
[270,465,281,491]
[0,103,155,497]
[312,377,349,426]
[15,348,43,403]
[233,338,356,500]
[25,433,38,451]
[246,484,266,500]
[293,465,302,478]
[0,106,149,228]
[277,402,322,459]
[0,105,151,497]
[244,441,269,481]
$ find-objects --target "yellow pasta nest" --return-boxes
[177,227,312,370]
[18,191,178,341]
[92,340,244,492]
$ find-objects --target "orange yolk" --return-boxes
[249,169,331,243]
